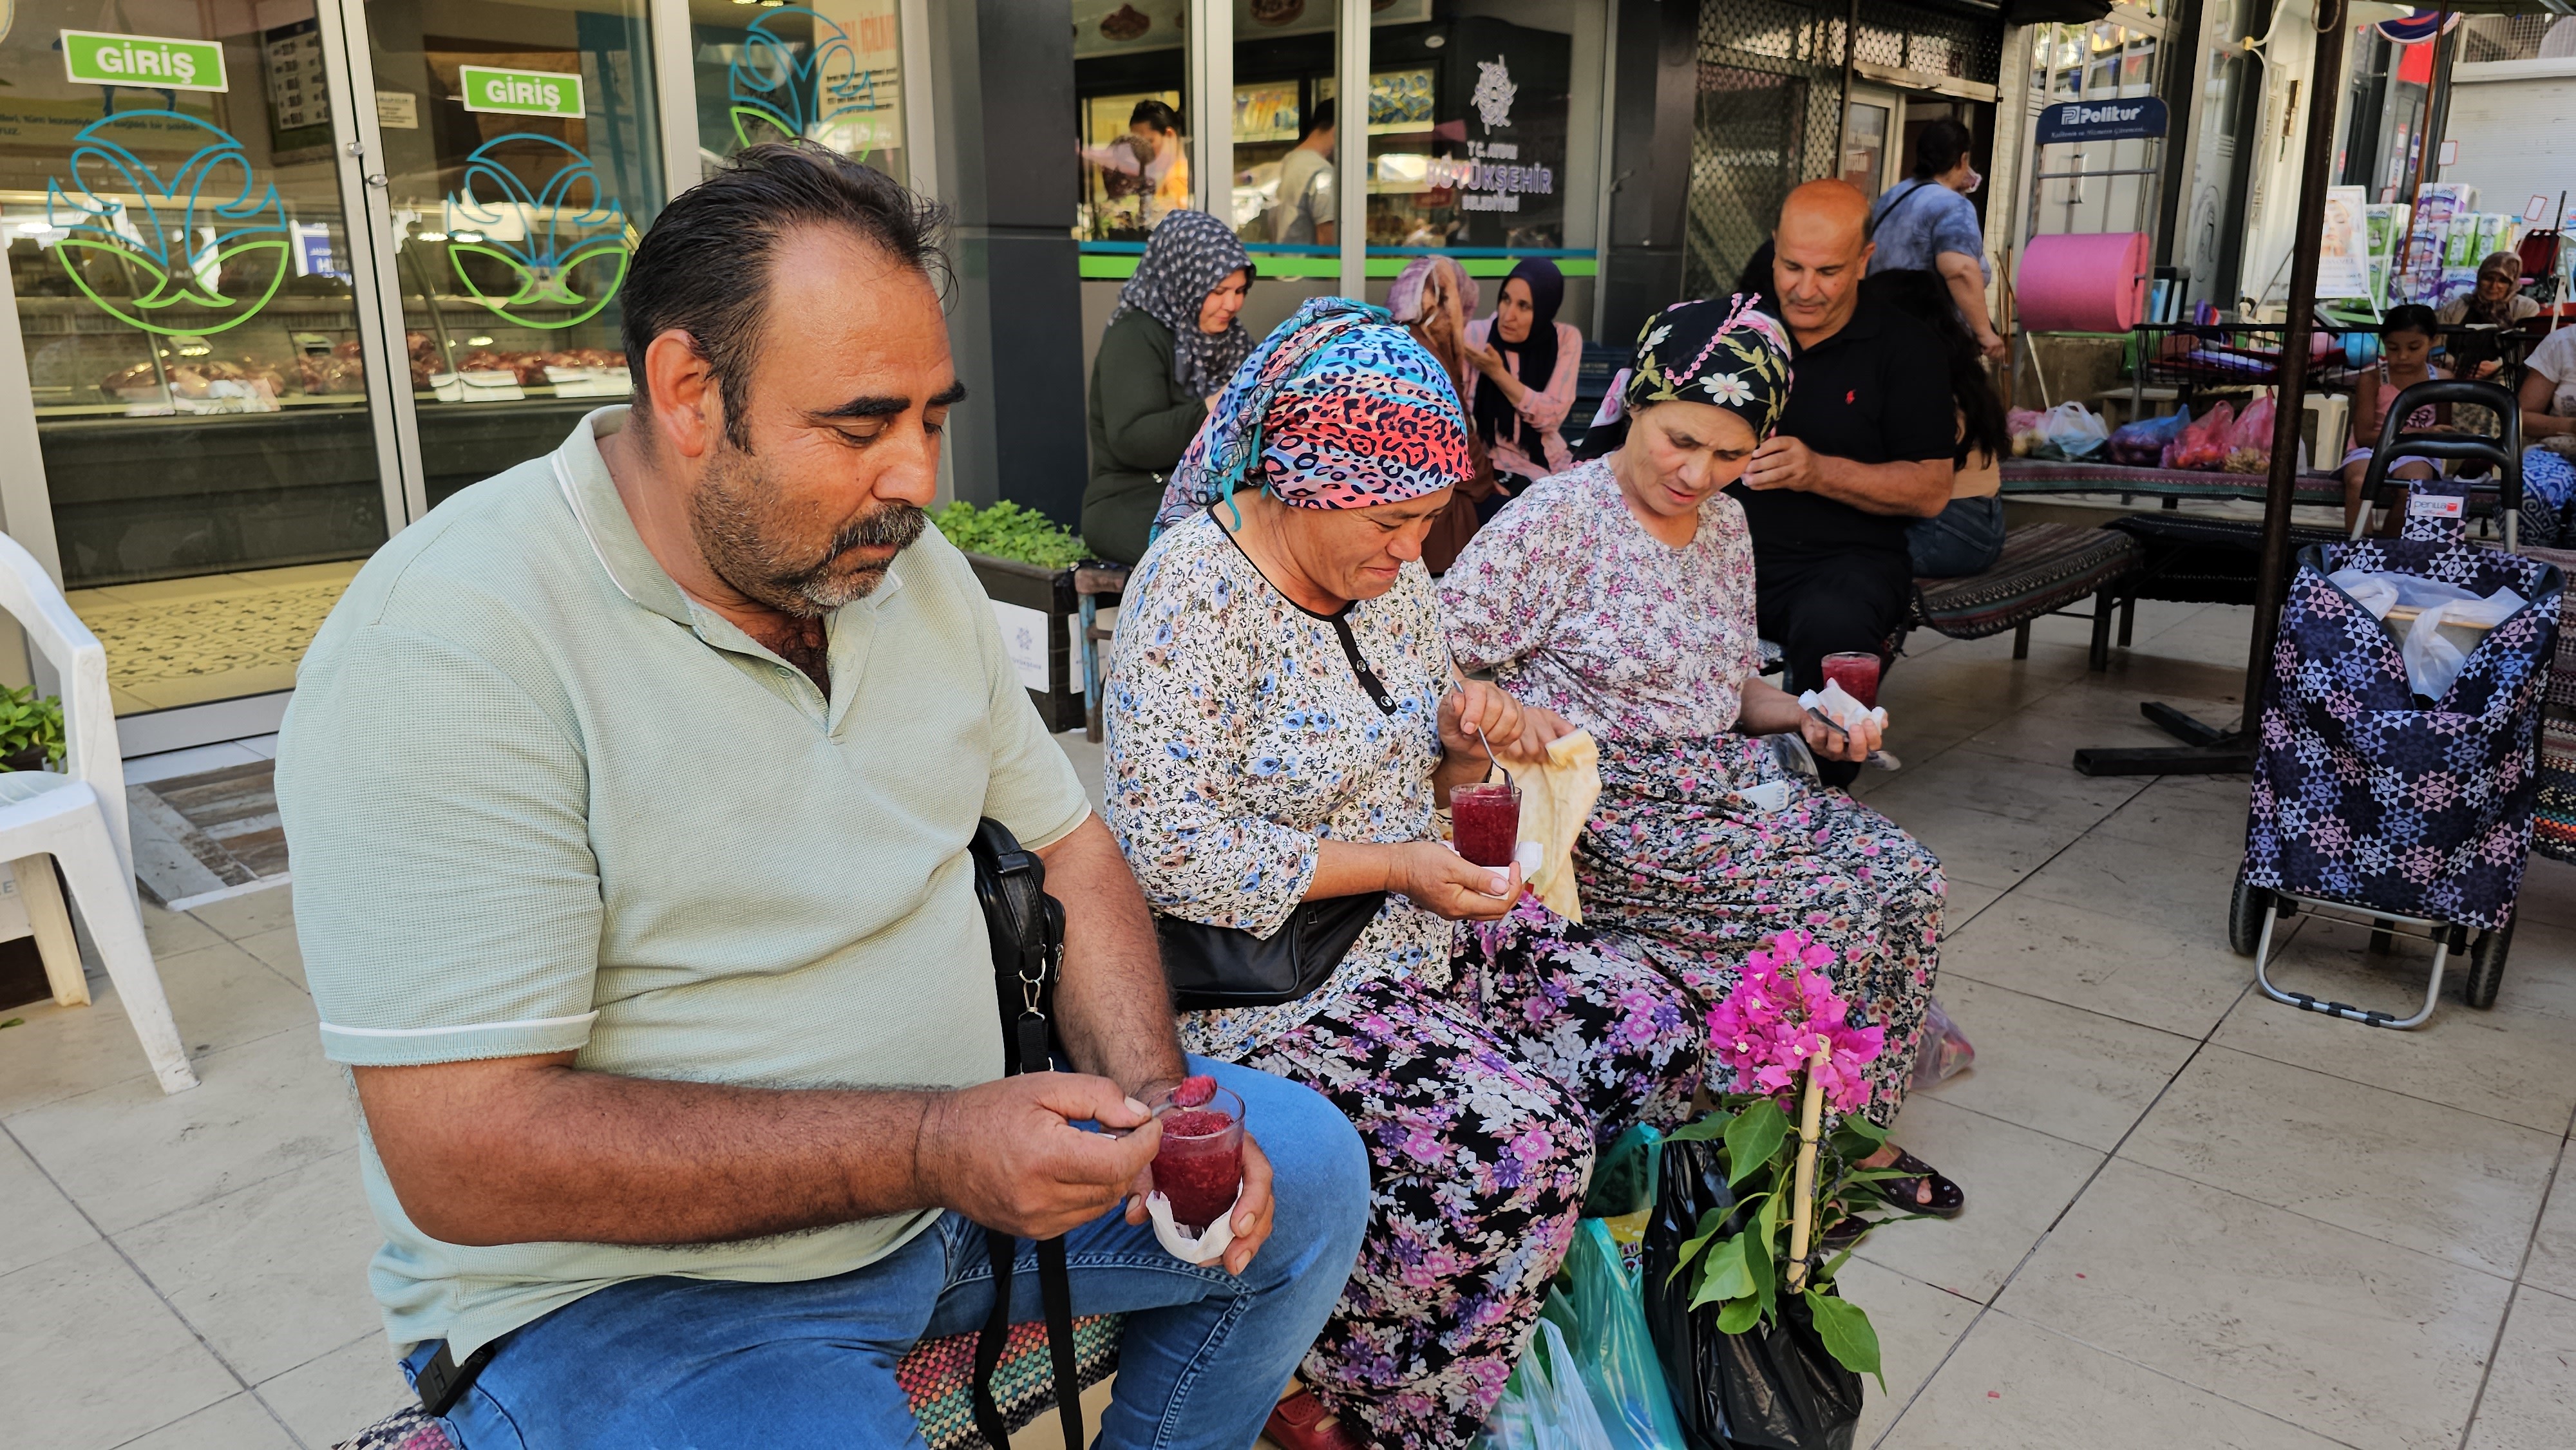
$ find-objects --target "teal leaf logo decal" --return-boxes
[44,111,288,337]
[444,133,629,330]
[727,6,893,162]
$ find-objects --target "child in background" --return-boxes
[2341,305,2450,533]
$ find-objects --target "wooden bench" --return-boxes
[336,1316,1124,1450]
[1910,522,2146,670]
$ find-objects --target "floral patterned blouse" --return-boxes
[1103,507,1457,1061]
[1439,459,1761,746]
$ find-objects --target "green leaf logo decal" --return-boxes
[443,133,629,330]
[44,111,289,337]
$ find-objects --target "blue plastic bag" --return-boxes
[1484,1319,1616,1450]
[1541,1219,1689,1450]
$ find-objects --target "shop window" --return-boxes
[690,1,907,185]
[1072,1,1190,240]
[372,0,664,507]
[1232,1,1339,258]
[1365,5,1573,252]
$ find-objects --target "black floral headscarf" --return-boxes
[1609,294,1795,442]
[1107,210,1255,396]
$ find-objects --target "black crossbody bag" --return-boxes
[1152,600,1393,1008]
[965,818,1085,1450]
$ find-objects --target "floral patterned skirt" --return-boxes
[1217,899,1700,1450]
[1576,733,1944,1126]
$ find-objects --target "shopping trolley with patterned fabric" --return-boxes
[2230,381,2564,1026]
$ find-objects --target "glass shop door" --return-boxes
[0,0,663,734]
[0,1,397,722]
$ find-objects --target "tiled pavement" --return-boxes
[4,601,2572,1449]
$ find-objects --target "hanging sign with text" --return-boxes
[458,65,584,118]
[2032,96,2167,147]
[61,30,229,92]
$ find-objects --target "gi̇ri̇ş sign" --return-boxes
[459,64,585,118]
[61,30,229,91]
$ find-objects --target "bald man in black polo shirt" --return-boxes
[1732,181,1954,783]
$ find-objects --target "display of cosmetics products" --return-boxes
[2365,203,2408,261]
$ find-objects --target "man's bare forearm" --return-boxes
[352,1056,935,1247]
[1039,814,1188,1094]
[1809,455,1953,516]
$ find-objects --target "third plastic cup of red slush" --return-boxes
[1819,652,1882,710]
[1450,782,1521,869]
[1147,1078,1245,1234]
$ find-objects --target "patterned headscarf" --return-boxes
[1602,294,1795,442]
[1152,297,1473,529]
[1106,210,1255,397]
[1385,254,1479,326]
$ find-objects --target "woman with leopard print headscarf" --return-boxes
[1105,297,1703,1450]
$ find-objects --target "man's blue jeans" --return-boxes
[399,1060,1369,1449]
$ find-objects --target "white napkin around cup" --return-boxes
[1146,1187,1242,1266]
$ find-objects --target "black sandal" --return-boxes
[1870,1147,1966,1218]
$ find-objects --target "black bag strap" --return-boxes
[1864,179,1933,242]
[966,820,1084,1450]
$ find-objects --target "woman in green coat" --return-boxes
[1083,209,1253,563]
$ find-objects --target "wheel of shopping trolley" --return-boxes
[2463,918,2514,1010]
[2227,869,2272,957]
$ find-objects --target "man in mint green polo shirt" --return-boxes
[276,143,1368,1450]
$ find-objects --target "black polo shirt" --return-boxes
[1728,293,1955,563]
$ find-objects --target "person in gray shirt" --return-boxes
[1272,111,1338,245]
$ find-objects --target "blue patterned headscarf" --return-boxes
[1151,297,1473,531]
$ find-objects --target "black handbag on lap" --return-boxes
[1151,551,1401,1010]
[1155,889,1387,1009]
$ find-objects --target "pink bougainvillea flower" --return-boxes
[1703,928,1888,1114]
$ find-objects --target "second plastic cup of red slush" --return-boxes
[1819,652,1882,710]
[1147,1079,1245,1233]
[1450,782,1521,868]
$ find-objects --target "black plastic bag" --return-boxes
[1640,1139,1862,1450]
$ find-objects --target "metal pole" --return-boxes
[1833,0,1858,182]
[2073,0,2351,777]
[2242,2,2351,730]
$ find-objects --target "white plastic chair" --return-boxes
[0,532,195,1093]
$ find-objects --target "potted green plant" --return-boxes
[0,684,65,774]
[931,500,1090,732]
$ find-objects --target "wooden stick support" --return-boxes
[1785,1042,1828,1292]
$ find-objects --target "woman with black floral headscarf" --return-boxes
[1081,210,1254,563]
[1441,295,1962,1214]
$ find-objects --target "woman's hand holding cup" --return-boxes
[1394,841,1521,921]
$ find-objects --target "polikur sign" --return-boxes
[2032,96,2168,147]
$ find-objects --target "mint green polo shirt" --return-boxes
[276,407,1090,1357]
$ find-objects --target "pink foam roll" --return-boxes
[2014,231,2151,333]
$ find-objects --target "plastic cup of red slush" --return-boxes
[1452,782,1522,869]
[1146,1080,1245,1234]
[1819,652,1882,710]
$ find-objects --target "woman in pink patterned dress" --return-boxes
[1439,296,1962,1212]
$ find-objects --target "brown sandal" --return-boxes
[1266,1388,1365,1450]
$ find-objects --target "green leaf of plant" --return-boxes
[1664,1111,1734,1144]
[1743,1204,1777,1321]
[1725,1097,1790,1187]
[1804,1288,1886,1393]
[1690,1232,1756,1307]
[1714,1295,1761,1334]
[1836,1115,1891,1149]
